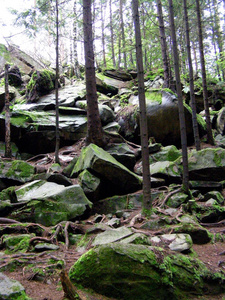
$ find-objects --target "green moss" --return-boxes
[0,186,16,201]
[183,102,206,130]
[145,91,162,104]
[5,160,34,178]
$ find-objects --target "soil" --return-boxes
[2,212,225,300]
[1,140,225,300]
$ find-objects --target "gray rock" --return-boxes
[34,243,60,251]
[0,272,27,300]
[13,180,92,226]
[69,143,142,196]
[203,191,224,204]
[92,226,133,246]
[0,160,35,183]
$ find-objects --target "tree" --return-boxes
[83,0,106,147]
[109,0,116,68]
[156,0,172,89]
[4,64,12,158]
[132,0,151,213]
[183,0,201,151]
[168,0,189,193]
[73,0,81,78]
[119,0,127,69]
[195,0,214,145]
[55,0,60,164]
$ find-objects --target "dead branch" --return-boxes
[60,269,83,300]
[64,221,70,250]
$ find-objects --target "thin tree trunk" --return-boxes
[4,64,11,158]
[73,0,81,78]
[156,0,171,88]
[183,0,201,150]
[168,0,189,192]
[120,0,127,69]
[192,41,198,75]
[132,0,151,213]
[195,0,214,145]
[212,0,225,81]
[83,0,105,147]
[208,0,221,80]
[100,0,106,68]
[109,0,116,68]
[55,0,60,164]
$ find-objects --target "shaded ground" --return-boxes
[2,211,225,300]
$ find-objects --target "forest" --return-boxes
[0,0,225,299]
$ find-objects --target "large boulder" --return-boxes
[150,147,225,183]
[10,180,92,226]
[117,92,205,146]
[188,147,225,181]
[69,243,225,300]
[67,143,142,197]
[0,160,35,187]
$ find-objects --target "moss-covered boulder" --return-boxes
[69,243,225,300]
[1,234,35,252]
[149,145,181,164]
[0,160,35,183]
[0,272,30,300]
[78,169,101,202]
[26,69,56,102]
[68,144,142,197]
[10,180,92,226]
[188,147,225,181]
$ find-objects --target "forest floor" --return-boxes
[2,215,225,300]
[1,140,225,300]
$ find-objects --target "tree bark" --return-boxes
[109,0,116,68]
[195,0,214,145]
[83,0,105,147]
[73,0,81,78]
[4,64,11,158]
[156,0,171,89]
[132,0,151,213]
[120,0,127,69]
[183,0,201,150]
[100,0,107,68]
[55,0,60,164]
[168,0,189,192]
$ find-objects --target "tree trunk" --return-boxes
[120,0,127,69]
[195,0,214,145]
[109,0,116,68]
[156,0,171,89]
[183,0,201,150]
[168,0,189,193]
[73,0,81,78]
[212,0,225,81]
[132,0,152,214]
[83,0,105,147]
[4,64,11,158]
[100,0,107,68]
[55,0,60,164]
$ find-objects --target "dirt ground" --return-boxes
[1,215,225,300]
